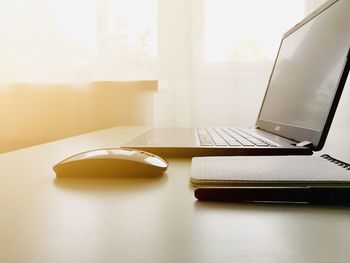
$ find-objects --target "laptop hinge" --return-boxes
[296,141,313,147]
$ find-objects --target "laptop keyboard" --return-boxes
[197,128,277,147]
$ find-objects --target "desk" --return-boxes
[0,127,350,263]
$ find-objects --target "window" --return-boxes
[204,0,313,62]
[107,0,157,58]
[49,0,157,59]
[0,0,157,83]
[48,0,98,58]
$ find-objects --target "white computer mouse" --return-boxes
[53,148,168,177]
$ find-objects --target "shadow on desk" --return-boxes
[53,174,168,193]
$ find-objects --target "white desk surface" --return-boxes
[0,126,350,263]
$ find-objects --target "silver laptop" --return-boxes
[124,0,350,157]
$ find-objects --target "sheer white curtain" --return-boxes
[0,0,157,83]
[0,0,193,127]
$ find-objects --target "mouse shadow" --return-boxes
[53,173,168,193]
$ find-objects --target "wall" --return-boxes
[0,81,156,153]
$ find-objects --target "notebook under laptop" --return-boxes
[123,0,350,157]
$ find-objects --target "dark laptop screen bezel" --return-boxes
[255,0,350,151]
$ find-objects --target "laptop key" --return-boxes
[254,142,269,147]
[201,140,214,146]
[249,139,268,146]
[227,140,242,146]
[197,129,215,146]
[198,136,214,146]
[240,140,255,146]
[214,141,229,146]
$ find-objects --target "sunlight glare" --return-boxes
[107,0,157,58]
[49,0,97,57]
[205,0,306,61]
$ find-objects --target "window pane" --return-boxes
[205,0,306,61]
[49,0,157,60]
[49,0,97,58]
[107,0,157,58]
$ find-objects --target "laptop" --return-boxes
[123,0,350,157]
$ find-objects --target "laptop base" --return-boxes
[122,128,313,158]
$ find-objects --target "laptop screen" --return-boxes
[256,0,350,150]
